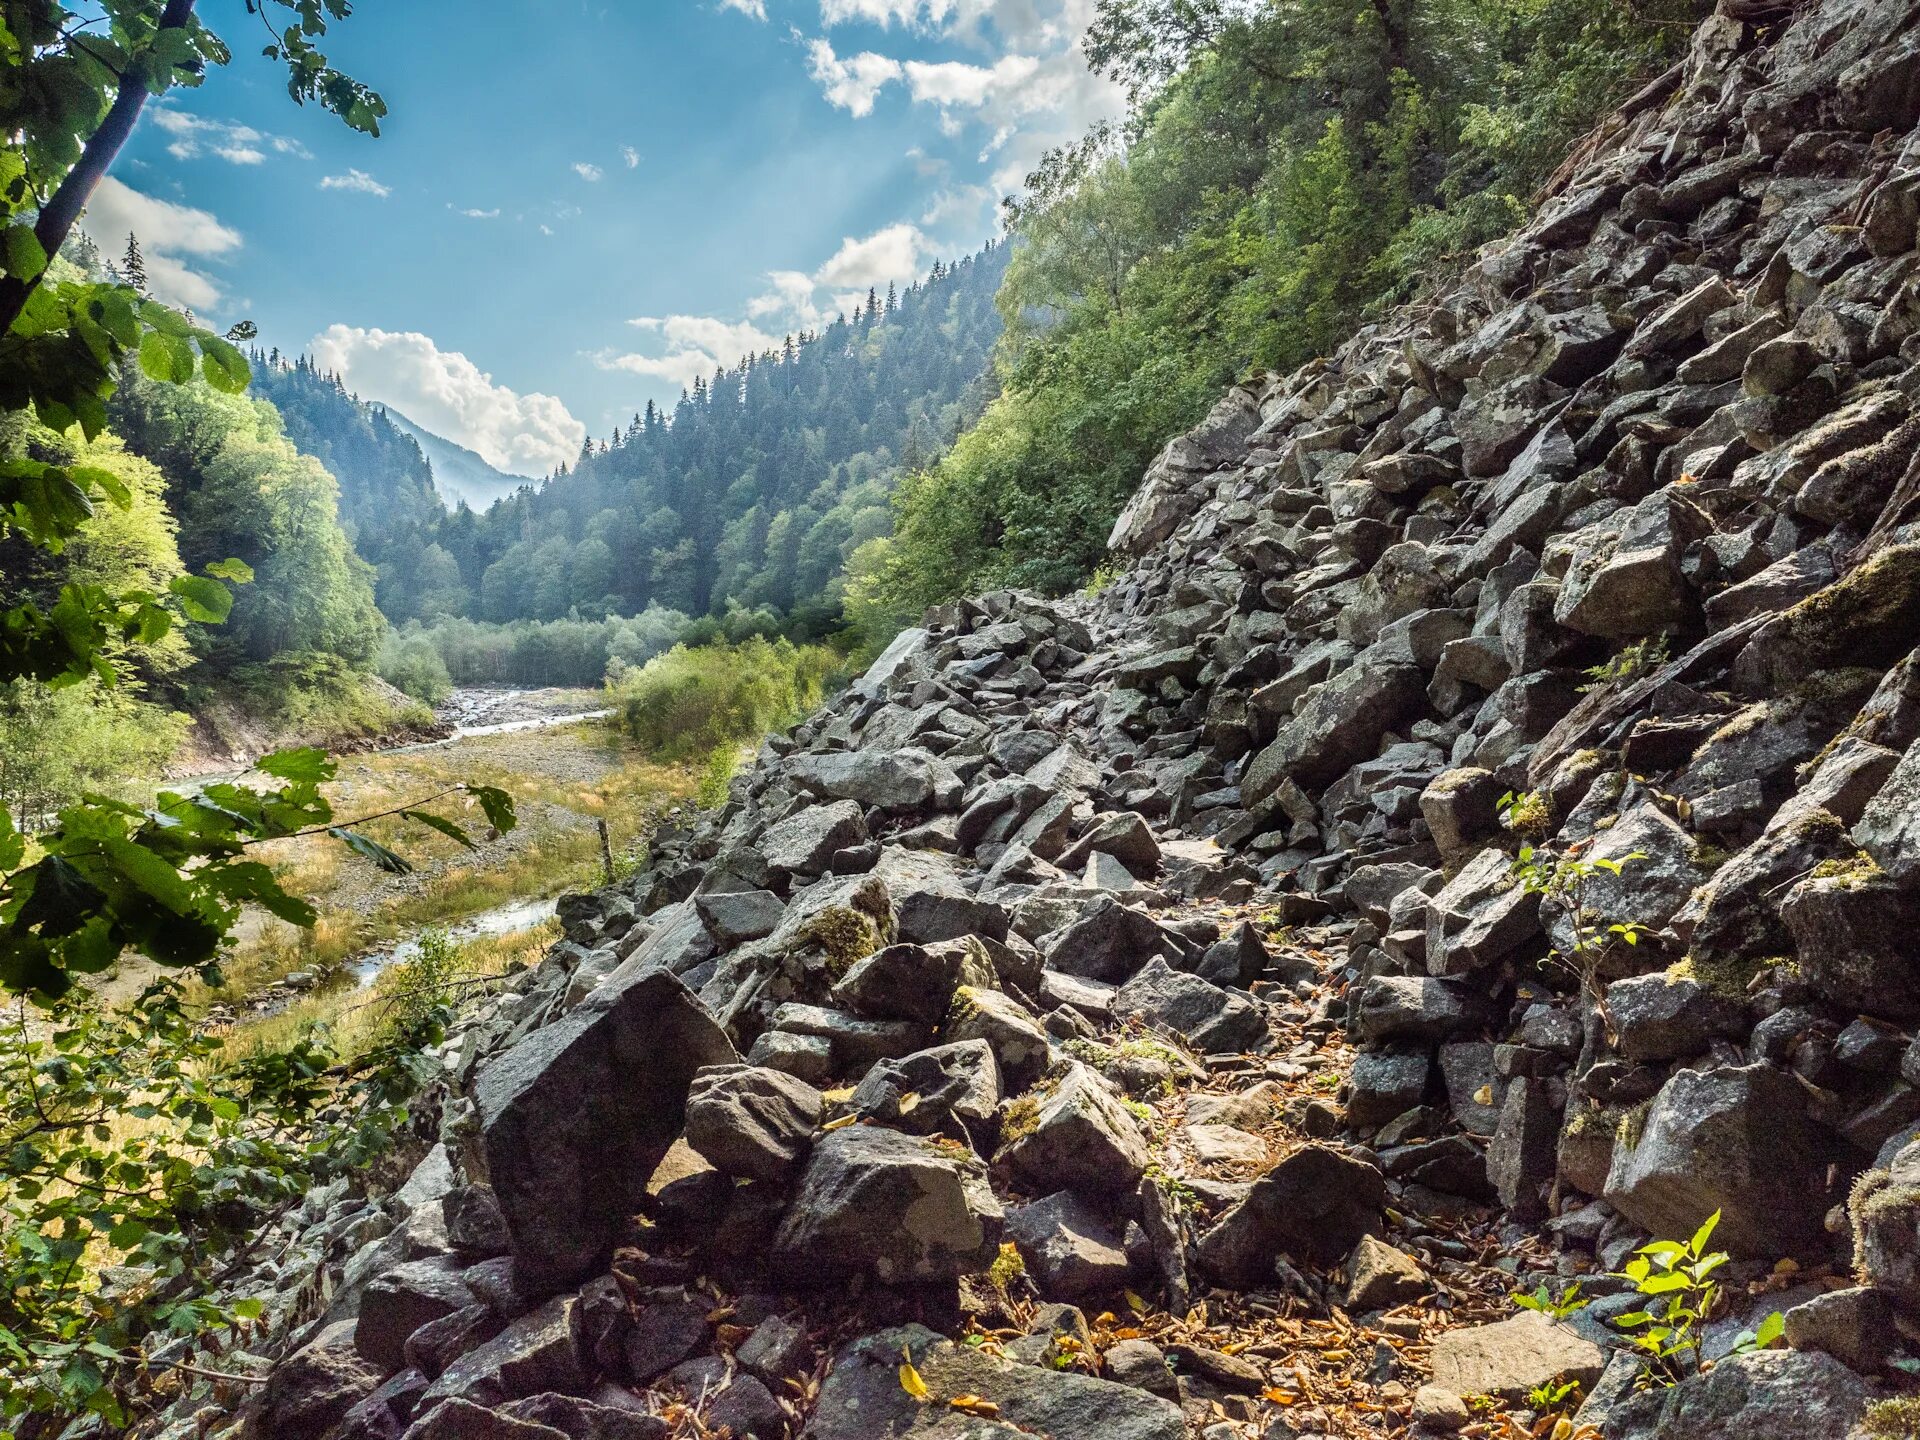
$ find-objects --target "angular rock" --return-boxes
[804,1324,1184,1440]
[771,1126,1004,1285]
[249,1320,384,1440]
[684,1063,823,1182]
[850,1039,1002,1138]
[946,985,1053,1089]
[1196,1145,1387,1284]
[832,937,996,1024]
[1000,1063,1151,1197]
[786,748,963,812]
[1606,973,1747,1064]
[1113,957,1270,1054]
[1425,848,1541,976]
[475,970,736,1287]
[761,801,868,877]
[356,1259,477,1374]
[1042,897,1179,984]
[1426,1311,1602,1404]
[1005,1191,1133,1300]
[418,1296,585,1411]
[1604,1064,1836,1258]
[1343,1235,1427,1311]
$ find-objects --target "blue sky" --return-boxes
[77,0,1120,477]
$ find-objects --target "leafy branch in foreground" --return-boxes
[0,965,466,1430]
[0,743,516,998]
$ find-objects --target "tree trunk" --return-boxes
[0,0,199,335]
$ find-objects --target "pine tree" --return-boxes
[885,281,898,314]
[121,232,148,294]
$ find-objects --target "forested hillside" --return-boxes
[857,0,1702,614]
[387,243,1008,634]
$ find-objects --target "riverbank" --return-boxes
[97,700,700,1021]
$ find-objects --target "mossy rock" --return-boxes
[1738,543,1920,692]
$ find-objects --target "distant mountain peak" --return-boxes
[375,406,532,511]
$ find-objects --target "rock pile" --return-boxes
[128,1,1920,1436]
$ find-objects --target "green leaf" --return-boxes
[197,333,251,394]
[205,557,254,583]
[168,573,233,625]
[232,1297,264,1321]
[1688,1210,1721,1256]
[137,329,196,384]
[3,224,48,282]
[256,747,336,783]
[1753,1310,1785,1348]
[401,810,475,850]
[328,828,412,875]
[0,806,22,872]
[469,785,516,834]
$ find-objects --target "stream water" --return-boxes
[348,895,562,986]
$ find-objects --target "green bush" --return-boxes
[377,631,454,705]
[611,638,841,761]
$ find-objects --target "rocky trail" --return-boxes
[110,2,1920,1437]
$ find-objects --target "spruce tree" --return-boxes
[121,232,148,295]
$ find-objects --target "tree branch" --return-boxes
[0,0,199,336]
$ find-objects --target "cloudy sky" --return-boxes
[78,0,1122,477]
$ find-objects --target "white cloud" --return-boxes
[814,222,929,288]
[621,145,641,169]
[320,168,391,197]
[572,161,604,182]
[819,0,1095,47]
[598,315,783,391]
[904,54,1039,106]
[921,183,993,231]
[806,37,903,117]
[77,177,240,311]
[746,269,824,325]
[453,206,500,219]
[720,0,768,16]
[149,109,309,166]
[309,325,586,476]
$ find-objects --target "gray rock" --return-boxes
[406,1305,504,1381]
[1604,1064,1836,1259]
[695,889,786,945]
[1782,1287,1898,1374]
[736,1313,813,1386]
[356,1259,476,1373]
[1425,1311,1601,1403]
[248,1320,384,1440]
[1000,1062,1151,1197]
[1006,1191,1133,1300]
[832,937,997,1023]
[1425,847,1541,976]
[499,1394,668,1440]
[1355,976,1491,1045]
[787,748,963,812]
[400,1399,569,1440]
[1041,896,1180,984]
[761,801,868,877]
[683,1063,823,1182]
[418,1296,585,1410]
[850,1039,1002,1137]
[1856,735,1920,885]
[1346,1050,1430,1128]
[475,969,736,1288]
[1599,1350,1869,1439]
[804,1324,1184,1440]
[1196,1145,1386,1284]
[1114,957,1270,1054]
[1058,812,1162,878]
[1605,973,1747,1064]
[1488,1076,1559,1222]
[1242,656,1429,800]
[1342,1234,1426,1310]
[947,985,1054,1089]
[771,1125,1004,1284]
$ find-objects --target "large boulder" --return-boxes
[1856,736,1920,884]
[786,748,963,812]
[475,970,737,1288]
[1604,1064,1837,1258]
[1553,489,1708,639]
[760,801,867,877]
[355,1259,476,1373]
[417,1296,586,1411]
[1597,1350,1870,1440]
[1005,1191,1133,1300]
[850,1039,1002,1138]
[1196,1145,1386,1285]
[1242,655,1428,801]
[1041,897,1180,984]
[771,1126,1004,1285]
[832,938,997,1024]
[804,1325,1185,1440]
[247,1320,384,1440]
[1781,864,1920,1021]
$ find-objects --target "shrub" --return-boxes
[611,638,842,761]
[376,630,454,705]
